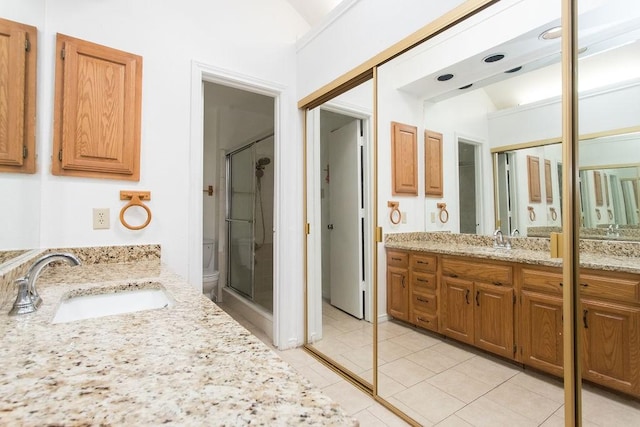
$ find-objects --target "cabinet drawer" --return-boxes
[442,257,512,285]
[410,254,437,272]
[411,292,437,312]
[412,311,438,332]
[579,273,640,303]
[387,251,409,268]
[412,272,436,291]
[522,268,563,294]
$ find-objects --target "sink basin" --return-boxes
[52,285,174,324]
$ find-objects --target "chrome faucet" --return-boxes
[511,228,520,236]
[9,253,81,316]
[493,229,505,248]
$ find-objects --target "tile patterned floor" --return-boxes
[217,301,640,426]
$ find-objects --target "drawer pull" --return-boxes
[402,277,405,288]
[417,317,430,323]
[417,278,428,283]
[417,297,429,303]
[559,282,563,287]
[465,289,470,304]
[392,257,403,262]
[583,309,589,329]
[476,290,480,306]
[493,281,503,287]
[580,283,589,288]
[449,273,458,278]
[417,260,429,265]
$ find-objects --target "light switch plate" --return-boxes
[93,208,110,230]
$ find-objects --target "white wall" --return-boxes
[296,0,466,99]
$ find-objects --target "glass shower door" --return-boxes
[226,147,255,299]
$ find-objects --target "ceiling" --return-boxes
[284,0,344,27]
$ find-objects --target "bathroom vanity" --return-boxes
[385,233,640,399]
[0,247,355,425]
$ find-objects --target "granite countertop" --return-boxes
[385,239,640,275]
[0,261,357,426]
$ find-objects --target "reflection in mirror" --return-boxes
[495,130,640,240]
[377,0,569,423]
[0,1,43,261]
[305,80,374,388]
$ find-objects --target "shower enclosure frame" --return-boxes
[225,134,274,309]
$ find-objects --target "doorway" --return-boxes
[458,139,481,234]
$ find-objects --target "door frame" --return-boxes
[189,61,285,346]
[306,100,374,341]
[455,133,487,235]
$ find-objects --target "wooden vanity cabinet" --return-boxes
[387,251,409,322]
[441,257,515,359]
[520,267,564,376]
[409,253,438,332]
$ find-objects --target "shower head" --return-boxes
[257,157,271,167]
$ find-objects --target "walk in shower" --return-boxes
[225,135,274,312]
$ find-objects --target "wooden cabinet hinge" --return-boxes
[58,149,63,161]
[25,38,31,52]
[23,145,28,159]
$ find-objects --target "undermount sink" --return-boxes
[52,283,175,324]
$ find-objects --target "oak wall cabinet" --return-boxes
[52,34,142,181]
[424,130,443,197]
[0,17,37,174]
[527,155,541,203]
[391,121,418,195]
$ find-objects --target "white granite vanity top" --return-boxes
[0,261,357,426]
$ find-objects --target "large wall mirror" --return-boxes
[0,1,43,267]
[305,79,375,389]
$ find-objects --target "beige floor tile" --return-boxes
[292,361,342,389]
[385,397,435,426]
[426,369,495,403]
[393,381,466,424]
[367,402,414,427]
[506,371,564,403]
[379,358,436,388]
[483,380,562,424]
[333,353,371,376]
[341,344,376,372]
[376,371,408,399]
[378,339,414,362]
[386,329,442,352]
[311,335,357,356]
[452,355,519,387]
[322,381,375,416]
[581,386,640,426]
[405,347,460,373]
[435,414,473,426]
[335,327,376,349]
[378,320,413,340]
[353,408,389,427]
[455,396,538,427]
[274,347,314,369]
[429,341,478,363]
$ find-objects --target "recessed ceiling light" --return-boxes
[578,47,588,54]
[540,26,562,40]
[437,73,454,82]
[483,54,505,63]
[459,84,473,90]
[505,66,522,74]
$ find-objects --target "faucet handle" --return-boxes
[9,278,38,316]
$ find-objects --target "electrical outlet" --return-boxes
[431,212,436,223]
[93,208,110,230]
[401,212,407,224]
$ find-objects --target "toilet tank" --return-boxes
[203,238,216,272]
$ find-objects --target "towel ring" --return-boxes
[120,191,152,230]
[388,201,401,225]
[437,202,449,223]
[549,207,558,221]
[596,208,601,220]
[528,206,536,222]
[608,209,614,220]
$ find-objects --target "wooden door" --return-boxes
[441,277,474,345]
[387,266,409,321]
[521,291,563,376]
[424,130,443,197]
[582,299,640,395]
[474,282,515,359]
[391,121,418,195]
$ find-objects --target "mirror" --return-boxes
[496,131,640,239]
[305,80,374,388]
[0,1,43,265]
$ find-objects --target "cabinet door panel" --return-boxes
[521,291,563,376]
[582,299,640,395]
[441,277,473,345]
[391,122,417,195]
[474,282,514,359]
[387,266,409,321]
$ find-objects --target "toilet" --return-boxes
[202,238,219,301]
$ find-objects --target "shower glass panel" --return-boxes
[227,146,255,300]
